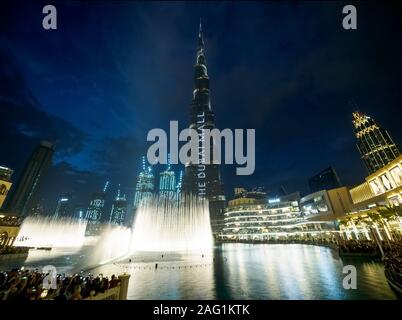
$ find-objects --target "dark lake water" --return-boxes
[1,243,398,300]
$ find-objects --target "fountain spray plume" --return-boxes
[130,194,214,252]
[13,215,87,248]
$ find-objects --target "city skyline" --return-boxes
[1,2,402,214]
[1,1,402,304]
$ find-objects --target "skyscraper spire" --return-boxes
[183,21,226,234]
[199,18,202,33]
[167,153,171,171]
[103,181,110,193]
[198,18,203,42]
[116,184,121,199]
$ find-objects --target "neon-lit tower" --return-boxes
[85,181,109,235]
[159,154,176,199]
[352,111,400,174]
[175,170,183,201]
[133,157,154,209]
[109,184,127,226]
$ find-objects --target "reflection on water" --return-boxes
[0,244,397,300]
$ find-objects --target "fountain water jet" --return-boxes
[89,224,132,265]
[13,216,87,249]
[130,194,213,252]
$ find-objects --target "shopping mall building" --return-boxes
[220,189,337,241]
[221,155,402,242]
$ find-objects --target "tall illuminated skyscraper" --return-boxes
[175,170,183,201]
[109,185,127,226]
[182,21,226,232]
[352,111,400,174]
[159,155,176,199]
[133,157,154,209]
[53,196,71,219]
[6,141,54,216]
[85,181,109,235]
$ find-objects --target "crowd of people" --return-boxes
[338,240,380,255]
[0,269,121,300]
[384,241,402,291]
[0,246,29,256]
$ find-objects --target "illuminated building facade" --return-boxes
[159,156,176,199]
[350,155,402,208]
[175,170,183,201]
[133,157,154,209]
[109,185,127,226]
[53,196,71,219]
[182,22,226,232]
[6,141,54,216]
[221,190,333,241]
[0,215,22,248]
[352,111,400,174]
[0,166,13,210]
[300,187,353,221]
[308,166,342,193]
[74,205,85,222]
[85,181,109,235]
[335,155,402,241]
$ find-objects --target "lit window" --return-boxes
[380,174,395,191]
[369,179,384,195]
[390,166,402,186]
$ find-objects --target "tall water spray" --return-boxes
[13,215,87,248]
[90,225,132,265]
[130,195,214,252]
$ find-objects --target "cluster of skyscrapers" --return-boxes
[0,22,400,240]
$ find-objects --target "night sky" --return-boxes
[1,1,401,214]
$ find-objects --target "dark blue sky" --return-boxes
[1,1,401,212]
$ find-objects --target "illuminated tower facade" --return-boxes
[159,155,176,199]
[85,181,109,235]
[182,21,226,233]
[53,196,71,219]
[352,111,400,174]
[109,185,127,226]
[175,170,183,201]
[133,157,154,209]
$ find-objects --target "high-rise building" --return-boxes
[29,200,45,216]
[175,170,183,201]
[159,156,176,199]
[133,157,154,209]
[53,196,71,219]
[182,21,226,232]
[233,187,266,201]
[308,166,342,193]
[73,205,85,222]
[6,141,54,216]
[0,166,13,210]
[109,185,127,226]
[352,111,400,174]
[85,181,109,235]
